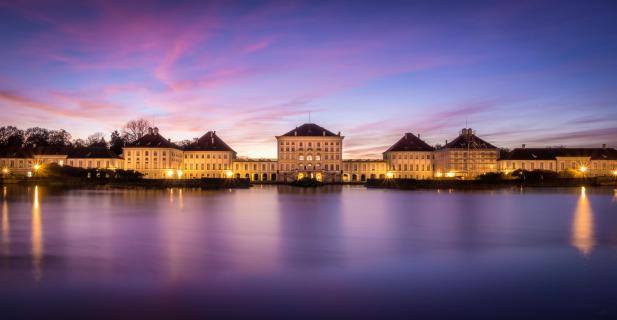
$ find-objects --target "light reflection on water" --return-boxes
[0,185,616,318]
[2,186,8,255]
[32,186,43,282]
[571,187,594,256]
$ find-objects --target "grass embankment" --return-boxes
[289,177,324,188]
[0,163,250,189]
[366,170,617,190]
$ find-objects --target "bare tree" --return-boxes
[48,129,72,147]
[121,118,152,143]
[87,132,107,147]
[0,126,24,146]
[72,139,87,148]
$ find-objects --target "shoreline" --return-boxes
[2,176,616,190]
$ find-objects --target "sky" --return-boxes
[0,0,616,158]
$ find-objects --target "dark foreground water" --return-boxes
[1,185,617,319]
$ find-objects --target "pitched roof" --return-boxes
[0,145,122,159]
[125,132,179,149]
[444,129,497,149]
[385,133,434,152]
[281,123,338,137]
[31,145,71,155]
[183,131,235,152]
[502,148,617,160]
[68,147,122,159]
[0,146,33,158]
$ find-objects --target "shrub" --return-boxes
[37,163,143,180]
[478,172,506,182]
[510,169,561,181]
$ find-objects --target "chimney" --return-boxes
[445,139,448,145]
[602,143,606,149]
[168,138,171,142]
[294,131,297,136]
[153,127,159,135]
[322,131,325,136]
[522,144,526,149]
[337,131,341,136]
[148,127,153,135]
[417,133,420,139]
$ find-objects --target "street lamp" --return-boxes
[225,170,233,178]
[579,166,587,178]
[386,171,394,179]
[33,164,41,177]
[1,168,7,174]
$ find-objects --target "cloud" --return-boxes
[524,127,617,146]
[0,90,128,121]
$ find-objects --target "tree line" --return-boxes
[0,118,154,156]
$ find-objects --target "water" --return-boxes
[1,185,617,319]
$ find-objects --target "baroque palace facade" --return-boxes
[2,123,617,181]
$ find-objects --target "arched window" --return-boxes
[299,155,304,161]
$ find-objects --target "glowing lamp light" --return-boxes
[612,170,617,176]
[579,166,587,173]
[166,169,174,177]
[33,164,41,171]
[225,170,233,178]
[176,170,183,178]
[435,172,443,178]
[386,171,394,179]
[1,168,7,174]
[446,172,456,178]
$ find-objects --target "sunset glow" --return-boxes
[1,1,616,158]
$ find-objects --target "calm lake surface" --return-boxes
[1,185,617,319]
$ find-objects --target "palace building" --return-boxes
[0,145,122,177]
[383,132,434,179]
[276,123,344,182]
[123,127,183,179]
[2,123,616,181]
[434,128,499,179]
[182,131,236,179]
[498,145,617,177]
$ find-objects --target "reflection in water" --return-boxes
[32,186,43,281]
[2,186,8,254]
[178,188,184,209]
[0,185,617,318]
[571,187,594,256]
